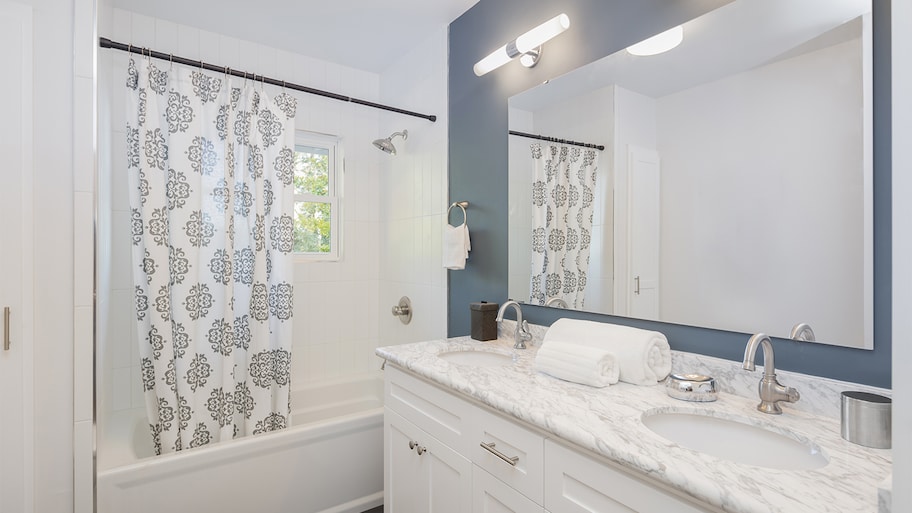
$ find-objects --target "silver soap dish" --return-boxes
[666,373,718,402]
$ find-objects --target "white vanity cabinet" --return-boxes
[384,410,472,513]
[544,440,716,513]
[473,465,543,513]
[384,365,717,513]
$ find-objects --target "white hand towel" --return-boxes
[443,222,471,270]
[543,318,671,386]
[534,340,619,388]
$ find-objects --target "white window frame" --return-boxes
[293,131,342,261]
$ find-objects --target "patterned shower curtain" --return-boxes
[529,144,599,309]
[126,58,297,454]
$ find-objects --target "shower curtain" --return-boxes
[529,144,598,309]
[126,58,297,454]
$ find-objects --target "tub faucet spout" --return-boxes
[495,300,532,349]
[742,333,800,414]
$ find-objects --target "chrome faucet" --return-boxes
[742,333,800,414]
[789,323,816,342]
[545,297,569,308]
[495,300,533,349]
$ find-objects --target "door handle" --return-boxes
[634,276,641,295]
[3,306,9,350]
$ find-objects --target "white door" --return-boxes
[627,146,660,320]
[0,3,33,512]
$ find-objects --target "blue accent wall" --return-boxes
[447,0,892,387]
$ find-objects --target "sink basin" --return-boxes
[438,350,513,367]
[642,411,828,470]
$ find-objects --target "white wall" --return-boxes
[892,0,911,508]
[96,8,387,431]
[612,86,658,315]
[377,25,449,345]
[656,38,866,346]
[507,107,534,303]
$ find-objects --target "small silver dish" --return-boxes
[665,373,718,402]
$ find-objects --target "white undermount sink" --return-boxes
[642,410,828,470]
[438,350,514,367]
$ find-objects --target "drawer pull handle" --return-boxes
[480,442,519,466]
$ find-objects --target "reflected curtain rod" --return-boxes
[99,37,437,122]
[509,130,604,151]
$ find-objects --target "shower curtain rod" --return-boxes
[99,37,437,122]
[509,130,605,151]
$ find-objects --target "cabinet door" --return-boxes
[473,466,543,513]
[544,441,715,513]
[385,409,472,513]
[386,409,429,513]
[0,4,33,513]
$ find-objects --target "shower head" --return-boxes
[372,130,408,155]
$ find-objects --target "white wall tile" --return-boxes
[74,0,94,79]
[153,18,178,55]
[177,25,200,60]
[111,8,131,42]
[110,211,132,290]
[74,77,94,193]
[74,192,94,307]
[73,306,94,423]
[111,367,132,411]
[198,30,219,63]
[73,420,94,513]
[130,13,155,48]
[130,365,145,408]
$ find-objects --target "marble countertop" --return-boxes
[376,335,892,513]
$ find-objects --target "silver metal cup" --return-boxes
[840,391,891,449]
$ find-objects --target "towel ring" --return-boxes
[447,201,468,225]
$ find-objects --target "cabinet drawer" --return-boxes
[471,406,545,505]
[385,366,473,454]
[544,440,716,513]
[473,466,544,513]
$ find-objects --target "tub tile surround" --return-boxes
[376,327,892,513]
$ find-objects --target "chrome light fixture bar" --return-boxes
[474,13,571,76]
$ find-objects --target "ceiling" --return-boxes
[511,0,870,110]
[111,0,479,73]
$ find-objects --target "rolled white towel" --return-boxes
[543,318,671,386]
[534,340,619,388]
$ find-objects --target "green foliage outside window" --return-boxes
[293,147,332,253]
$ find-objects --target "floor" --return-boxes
[361,507,383,513]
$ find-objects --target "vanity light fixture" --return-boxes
[473,13,571,76]
[626,25,684,56]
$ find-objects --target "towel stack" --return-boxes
[443,222,471,270]
[533,318,672,388]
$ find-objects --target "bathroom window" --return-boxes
[293,132,341,260]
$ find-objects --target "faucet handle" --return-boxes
[786,387,800,403]
[519,320,532,339]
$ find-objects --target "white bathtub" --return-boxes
[97,374,384,513]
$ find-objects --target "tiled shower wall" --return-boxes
[378,26,449,345]
[97,8,389,418]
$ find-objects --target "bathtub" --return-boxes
[97,374,384,513]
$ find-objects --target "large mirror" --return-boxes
[508,0,873,349]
